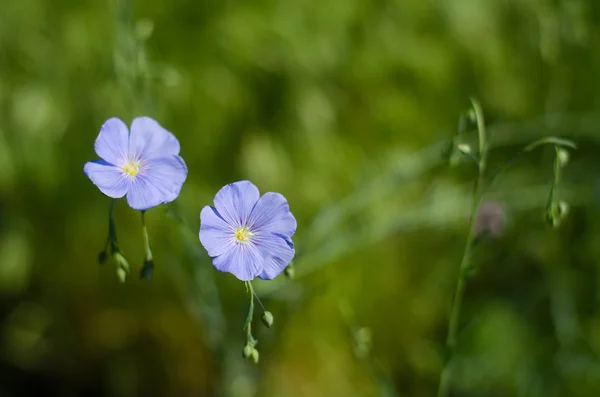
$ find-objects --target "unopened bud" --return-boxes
[250,348,259,364]
[353,327,372,358]
[355,327,372,346]
[546,200,569,228]
[457,143,472,155]
[261,311,274,328]
[98,251,108,265]
[557,149,569,168]
[467,108,477,124]
[284,263,295,279]
[140,259,154,280]
[558,201,569,217]
[113,251,130,273]
[135,19,154,40]
[116,267,127,283]
[243,343,253,359]
[473,201,506,238]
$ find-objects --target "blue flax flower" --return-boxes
[84,117,187,210]
[200,181,296,281]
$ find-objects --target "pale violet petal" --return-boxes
[248,192,296,237]
[212,243,263,281]
[84,160,128,198]
[129,117,180,160]
[125,155,187,210]
[256,233,295,280]
[200,206,235,257]
[95,118,129,165]
[213,181,260,228]
[126,177,162,210]
[144,155,188,203]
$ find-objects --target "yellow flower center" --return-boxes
[123,160,141,177]
[235,227,252,243]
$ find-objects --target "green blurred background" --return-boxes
[2,0,600,396]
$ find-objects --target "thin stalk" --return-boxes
[437,100,488,397]
[141,211,153,262]
[252,289,266,312]
[108,199,117,253]
[245,281,256,343]
[140,210,154,280]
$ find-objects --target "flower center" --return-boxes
[122,159,141,177]
[235,226,252,243]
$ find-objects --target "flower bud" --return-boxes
[135,19,154,40]
[557,149,569,168]
[116,267,127,283]
[140,259,154,280]
[113,251,130,273]
[250,348,259,364]
[355,327,372,346]
[546,200,569,228]
[457,143,472,155]
[472,201,506,238]
[243,343,253,359]
[284,263,295,279]
[353,327,372,359]
[98,251,108,265]
[467,108,477,124]
[558,201,569,217]
[261,311,274,328]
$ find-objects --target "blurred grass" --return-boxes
[2,0,600,396]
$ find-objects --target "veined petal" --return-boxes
[145,155,188,203]
[212,243,263,281]
[95,118,129,164]
[200,206,235,257]
[214,181,260,227]
[129,117,180,159]
[126,155,187,210]
[256,233,295,280]
[84,160,128,198]
[248,192,296,237]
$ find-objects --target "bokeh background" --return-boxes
[2,0,600,396]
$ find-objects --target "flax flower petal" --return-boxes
[212,243,264,281]
[213,181,260,227]
[126,156,187,210]
[248,192,296,237]
[84,160,128,198]
[200,206,235,257]
[129,117,181,160]
[256,233,295,280]
[94,118,129,165]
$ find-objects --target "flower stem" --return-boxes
[140,210,154,280]
[98,199,117,265]
[436,99,488,397]
[244,281,257,345]
[246,281,255,324]
[108,199,117,253]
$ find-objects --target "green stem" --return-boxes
[471,97,487,175]
[140,210,155,280]
[246,281,255,305]
[551,146,561,199]
[108,199,118,253]
[437,100,488,397]
[141,211,153,262]
[484,137,575,198]
[245,281,256,343]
